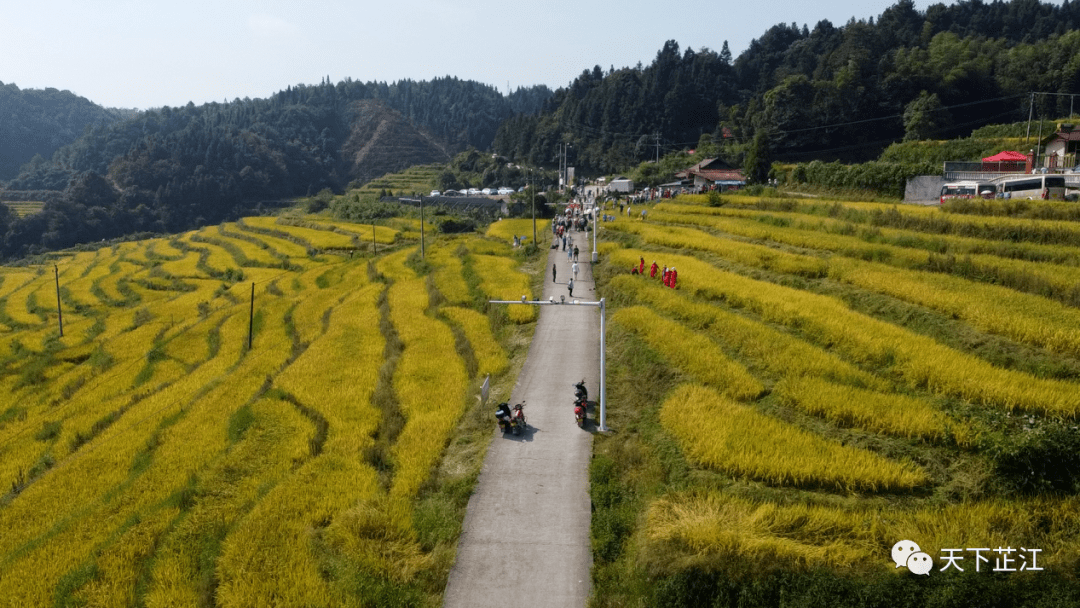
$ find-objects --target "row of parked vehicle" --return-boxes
[429,187,521,197]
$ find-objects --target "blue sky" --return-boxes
[0,1,1054,110]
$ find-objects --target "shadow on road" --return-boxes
[498,425,538,442]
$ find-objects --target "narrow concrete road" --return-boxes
[443,231,597,608]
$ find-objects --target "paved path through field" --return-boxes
[443,232,597,608]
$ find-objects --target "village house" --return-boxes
[675,158,746,191]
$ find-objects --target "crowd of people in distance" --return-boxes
[630,255,677,288]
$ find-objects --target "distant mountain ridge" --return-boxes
[0,77,552,259]
[0,82,131,180]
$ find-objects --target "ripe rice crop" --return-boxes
[610,276,883,390]
[775,377,971,444]
[441,306,510,377]
[829,257,1080,358]
[428,243,472,305]
[609,248,1080,416]
[647,209,931,268]
[486,218,542,244]
[388,278,469,500]
[276,281,384,457]
[465,238,512,256]
[471,254,535,322]
[660,384,928,491]
[271,219,358,250]
[0,309,263,604]
[653,205,1080,299]
[144,395,310,606]
[212,228,282,266]
[216,283,390,606]
[643,491,1080,574]
[613,306,764,401]
[236,218,313,258]
[160,250,203,278]
[290,264,370,345]
[376,247,417,282]
[303,217,398,244]
[608,221,828,277]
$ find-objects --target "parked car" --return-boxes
[430,190,441,197]
[467,188,481,196]
[498,187,514,195]
[481,188,495,195]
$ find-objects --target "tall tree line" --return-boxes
[492,0,1080,171]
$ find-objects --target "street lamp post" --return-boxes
[591,206,598,263]
[530,168,537,246]
[488,296,607,431]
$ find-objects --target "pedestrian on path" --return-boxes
[568,277,574,297]
[573,245,579,261]
[552,263,557,283]
[567,246,572,262]
[572,262,579,280]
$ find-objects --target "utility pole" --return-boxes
[530,168,537,246]
[655,133,661,163]
[372,224,377,254]
[54,265,63,337]
[1026,92,1035,144]
[420,195,426,258]
[247,282,254,350]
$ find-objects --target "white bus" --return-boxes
[939,181,995,204]
[993,175,1067,200]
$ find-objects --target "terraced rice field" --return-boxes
[0,213,530,606]
[592,192,1080,601]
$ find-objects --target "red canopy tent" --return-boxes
[982,150,1028,162]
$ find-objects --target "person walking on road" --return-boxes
[568,277,575,297]
[572,262,579,281]
[552,263,557,283]
[573,245,579,261]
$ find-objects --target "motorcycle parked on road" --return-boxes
[574,398,587,428]
[496,401,527,436]
[573,379,588,428]
[574,379,588,403]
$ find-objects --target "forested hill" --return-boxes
[0,77,550,259]
[0,82,131,180]
[493,0,1080,171]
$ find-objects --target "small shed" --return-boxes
[609,177,634,193]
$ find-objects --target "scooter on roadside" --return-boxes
[496,401,527,436]
[574,397,587,428]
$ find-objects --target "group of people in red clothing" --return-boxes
[631,256,678,288]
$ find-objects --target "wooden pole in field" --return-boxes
[54,265,63,337]
[372,224,377,254]
[420,195,426,259]
[247,282,254,349]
